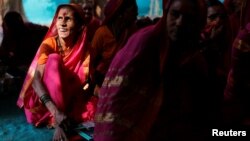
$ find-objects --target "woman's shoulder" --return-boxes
[124,25,159,50]
[95,25,111,36]
[92,25,113,43]
[42,37,56,45]
[41,36,57,49]
[133,25,157,40]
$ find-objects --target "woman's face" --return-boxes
[207,5,225,26]
[82,3,93,24]
[56,7,78,40]
[166,0,197,42]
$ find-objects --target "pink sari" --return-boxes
[17,4,96,126]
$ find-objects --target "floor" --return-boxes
[0,75,91,141]
[0,78,54,141]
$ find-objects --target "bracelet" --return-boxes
[39,94,51,105]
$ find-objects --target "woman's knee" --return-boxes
[46,53,63,68]
[48,53,61,60]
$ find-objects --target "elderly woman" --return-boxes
[17,4,93,141]
[93,0,216,140]
[89,0,138,96]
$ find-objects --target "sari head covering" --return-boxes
[94,0,207,141]
[44,3,85,38]
[102,0,137,24]
[161,0,207,45]
[17,3,90,124]
[167,0,206,31]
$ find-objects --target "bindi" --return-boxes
[63,12,68,16]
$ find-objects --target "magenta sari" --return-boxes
[17,4,96,126]
[94,22,164,141]
[94,0,210,141]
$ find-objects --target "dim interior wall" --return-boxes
[0,0,26,25]
[0,0,26,45]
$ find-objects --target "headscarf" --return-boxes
[17,3,88,108]
[44,3,85,38]
[102,0,136,24]
[165,0,207,31]
[158,0,207,45]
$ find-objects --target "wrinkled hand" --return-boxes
[54,111,67,127]
[210,24,223,39]
[53,126,69,141]
[54,111,75,133]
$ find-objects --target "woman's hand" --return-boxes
[54,110,75,133]
[44,101,67,128]
[54,110,67,125]
[53,126,69,141]
[210,24,223,39]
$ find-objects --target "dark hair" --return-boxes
[206,0,227,19]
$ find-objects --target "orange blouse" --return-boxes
[37,37,60,65]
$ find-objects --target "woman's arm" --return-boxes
[32,64,66,126]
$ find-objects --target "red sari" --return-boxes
[17,4,96,127]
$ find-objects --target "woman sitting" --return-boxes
[17,3,95,141]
